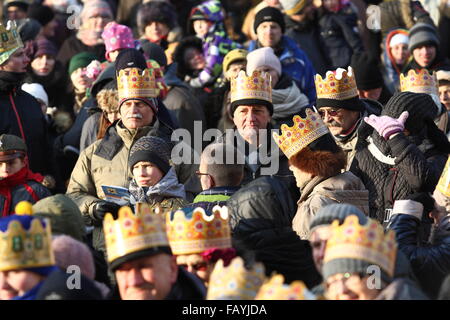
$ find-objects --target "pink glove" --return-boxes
[85,60,102,81]
[364,111,409,140]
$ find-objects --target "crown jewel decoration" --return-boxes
[230,70,272,104]
[437,156,450,197]
[315,67,358,100]
[166,206,231,255]
[117,68,159,102]
[324,215,397,278]
[255,274,317,300]
[0,21,23,65]
[0,216,54,271]
[207,256,266,300]
[103,206,169,264]
[273,108,330,159]
[400,69,439,95]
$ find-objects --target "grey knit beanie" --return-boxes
[408,22,440,52]
[309,203,368,234]
[129,136,172,174]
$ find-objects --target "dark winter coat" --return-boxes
[80,111,101,152]
[0,71,54,176]
[387,213,450,299]
[227,176,322,287]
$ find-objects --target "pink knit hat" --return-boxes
[101,22,136,61]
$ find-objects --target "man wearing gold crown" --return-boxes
[103,207,206,300]
[315,66,383,170]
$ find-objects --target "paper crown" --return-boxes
[400,69,439,95]
[255,274,316,300]
[315,67,358,100]
[0,21,24,64]
[166,206,232,255]
[230,70,272,105]
[103,206,169,264]
[437,156,450,197]
[324,215,397,278]
[0,213,54,272]
[206,257,266,300]
[117,68,159,102]
[273,108,330,159]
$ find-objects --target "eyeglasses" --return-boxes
[318,108,340,118]
[195,170,210,177]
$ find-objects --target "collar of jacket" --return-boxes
[94,120,152,160]
[299,175,329,202]
[0,71,25,94]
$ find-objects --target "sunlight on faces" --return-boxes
[412,45,436,67]
[184,47,206,71]
[0,48,30,73]
[193,20,213,38]
[108,49,121,63]
[326,273,380,300]
[318,107,360,136]
[70,67,93,92]
[309,226,331,272]
[255,65,279,88]
[84,11,112,32]
[225,62,246,81]
[31,54,55,76]
[288,163,313,188]
[176,254,212,284]
[7,6,27,21]
[105,110,120,123]
[233,105,271,145]
[390,43,409,65]
[115,254,178,300]
[120,100,155,129]
[439,84,450,111]
[145,22,170,43]
[0,157,26,180]
[132,161,164,187]
[256,21,282,48]
[0,270,43,300]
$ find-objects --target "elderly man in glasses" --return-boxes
[315,67,383,170]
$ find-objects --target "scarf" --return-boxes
[271,83,309,119]
[0,71,26,93]
[0,166,44,216]
[128,167,185,205]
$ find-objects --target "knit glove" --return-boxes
[364,111,409,140]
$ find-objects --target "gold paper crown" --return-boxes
[230,70,272,105]
[315,67,358,100]
[103,206,169,264]
[166,206,232,255]
[0,21,23,56]
[324,215,397,278]
[400,69,439,95]
[117,68,159,102]
[255,274,316,300]
[0,214,54,272]
[273,108,330,159]
[437,156,450,197]
[206,257,266,300]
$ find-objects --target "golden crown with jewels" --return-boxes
[103,205,169,265]
[117,68,159,102]
[166,206,232,255]
[273,108,330,159]
[0,202,54,271]
[230,70,272,105]
[255,274,317,300]
[324,215,397,278]
[400,69,439,95]
[315,67,358,100]
[207,257,266,300]
[0,21,24,65]
[437,156,450,197]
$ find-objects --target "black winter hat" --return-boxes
[115,48,148,73]
[382,91,438,134]
[129,136,172,175]
[139,40,167,67]
[351,52,384,90]
[27,3,55,27]
[16,18,41,42]
[136,1,177,35]
[254,7,285,33]
[408,22,440,52]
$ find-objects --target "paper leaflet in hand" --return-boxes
[101,185,130,205]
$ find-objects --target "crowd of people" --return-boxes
[0,0,450,301]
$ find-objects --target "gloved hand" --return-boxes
[92,201,121,222]
[364,111,409,140]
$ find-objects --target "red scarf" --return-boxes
[0,166,44,216]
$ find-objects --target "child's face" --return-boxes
[225,61,246,81]
[132,161,164,187]
[184,47,206,71]
[439,84,450,111]
[390,43,409,65]
[323,0,340,12]
[193,20,212,38]
[145,22,170,43]
[70,67,93,92]
[0,157,25,180]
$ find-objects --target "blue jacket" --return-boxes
[248,36,317,104]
